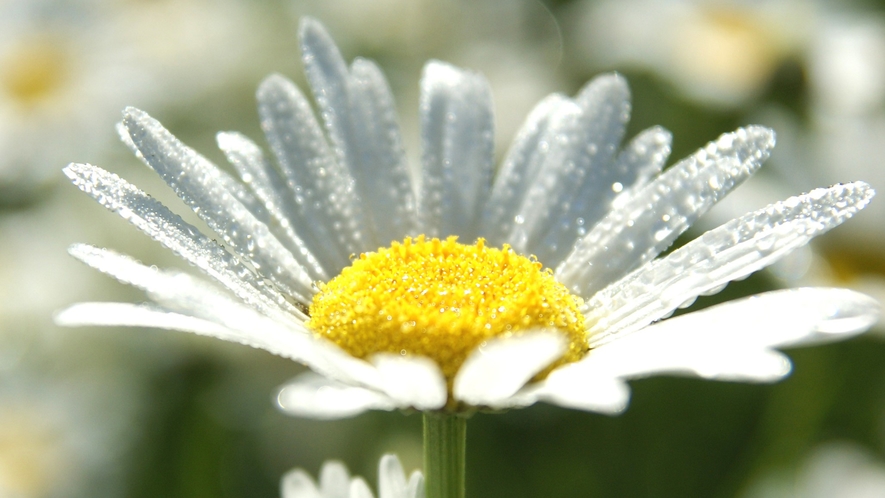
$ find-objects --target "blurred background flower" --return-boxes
[1,0,885,497]
[742,441,885,498]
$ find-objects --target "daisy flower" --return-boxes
[58,16,877,418]
[282,454,423,498]
[57,17,878,496]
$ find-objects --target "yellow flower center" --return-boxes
[1,38,69,107]
[308,236,587,384]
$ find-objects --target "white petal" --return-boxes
[586,182,875,344]
[533,125,673,267]
[63,163,307,317]
[59,249,384,390]
[453,330,567,406]
[120,118,268,230]
[300,18,417,245]
[67,243,305,326]
[371,354,447,411]
[419,60,495,240]
[583,288,879,382]
[378,454,408,498]
[509,74,630,258]
[520,74,633,265]
[606,125,673,209]
[480,93,570,245]
[55,302,328,371]
[320,461,351,498]
[256,74,370,266]
[525,365,631,415]
[281,469,322,498]
[55,302,237,337]
[123,107,325,290]
[557,126,775,296]
[350,478,375,498]
[276,373,396,420]
[407,472,425,498]
[217,130,348,275]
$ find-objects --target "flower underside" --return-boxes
[308,236,588,383]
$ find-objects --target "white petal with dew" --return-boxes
[419,60,495,240]
[586,182,875,345]
[379,454,408,498]
[520,74,632,265]
[558,126,775,297]
[300,18,417,245]
[217,130,347,276]
[63,163,306,317]
[68,244,305,326]
[61,247,386,389]
[281,469,322,498]
[583,288,879,382]
[276,372,396,420]
[609,126,673,207]
[123,107,325,289]
[320,461,351,498]
[256,75,369,266]
[480,93,570,245]
[371,354,447,410]
[55,302,357,382]
[508,74,630,258]
[453,330,567,406]
[119,118,270,236]
[535,124,673,267]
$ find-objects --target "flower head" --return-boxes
[58,18,879,419]
[282,454,422,498]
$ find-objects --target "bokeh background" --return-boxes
[2,0,885,496]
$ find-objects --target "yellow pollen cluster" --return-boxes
[1,39,68,106]
[308,235,588,385]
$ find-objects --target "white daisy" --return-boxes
[0,0,261,204]
[742,442,885,498]
[57,18,879,419]
[282,454,423,498]
[565,0,813,107]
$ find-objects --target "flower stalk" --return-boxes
[423,413,467,498]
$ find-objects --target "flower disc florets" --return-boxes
[308,236,588,382]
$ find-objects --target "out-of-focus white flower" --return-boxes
[808,16,885,119]
[704,12,885,325]
[103,0,263,103]
[566,0,812,107]
[0,368,135,498]
[742,442,885,498]
[282,454,423,498]
[0,0,131,202]
[0,0,261,204]
[58,18,878,419]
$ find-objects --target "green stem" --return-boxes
[423,413,467,498]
